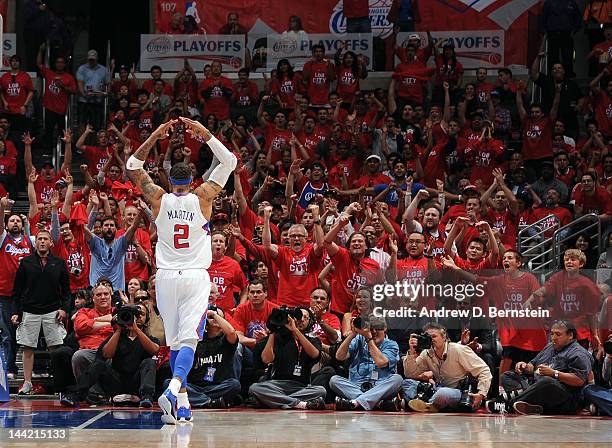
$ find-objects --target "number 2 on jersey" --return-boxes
[173,224,190,249]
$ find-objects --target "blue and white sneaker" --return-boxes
[176,406,193,423]
[158,389,178,425]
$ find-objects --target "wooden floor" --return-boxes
[1,398,611,447]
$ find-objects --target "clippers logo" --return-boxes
[147,36,171,54]
[5,244,31,256]
[329,0,393,38]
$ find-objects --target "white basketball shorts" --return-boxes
[155,268,211,350]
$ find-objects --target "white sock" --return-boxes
[177,392,190,409]
[168,378,182,396]
[294,401,307,409]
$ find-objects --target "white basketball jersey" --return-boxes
[155,193,211,270]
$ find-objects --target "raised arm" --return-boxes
[262,206,278,259]
[27,168,39,218]
[60,129,73,173]
[516,80,528,123]
[23,132,35,178]
[126,121,176,214]
[549,82,561,122]
[443,216,470,256]
[76,124,94,152]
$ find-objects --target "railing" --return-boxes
[531,35,547,105]
[103,40,111,127]
[551,214,602,262]
[517,213,560,272]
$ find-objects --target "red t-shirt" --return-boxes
[571,184,612,216]
[274,244,323,307]
[0,153,17,175]
[544,271,601,341]
[0,71,34,114]
[531,206,573,237]
[522,116,553,161]
[40,66,77,115]
[296,130,325,160]
[310,312,341,345]
[329,247,383,314]
[434,55,463,87]
[392,62,432,103]
[460,138,504,186]
[486,209,519,247]
[327,156,361,189]
[52,232,90,293]
[83,145,112,175]
[270,73,303,109]
[116,228,152,284]
[484,272,547,351]
[594,90,612,137]
[454,254,494,273]
[303,60,334,106]
[232,81,259,107]
[232,300,278,338]
[0,232,33,296]
[199,76,234,121]
[73,307,115,349]
[264,123,292,163]
[336,66,361,104]
[142,79,174,97]
[238,207,280,242]
[396,256,433,307]
[209,255,248,312]
[475,82,495,103]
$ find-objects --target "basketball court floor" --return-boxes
[1,398,611,447]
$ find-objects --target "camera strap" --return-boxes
[292,339,303,376]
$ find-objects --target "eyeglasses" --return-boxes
[288,234,306,239]
[407,240,425,245]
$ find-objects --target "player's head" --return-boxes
[169,162,193,191]
[502,250,523,272]
[563,248,586,272]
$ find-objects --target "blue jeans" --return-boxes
[0,300,17,373]
[583,385,612,416]
[163,378,241,407]
[329,374,403,410]
[346,17,372,34]
[401,379,462,410]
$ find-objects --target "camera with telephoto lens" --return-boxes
[457,375,475,411]
[353,315,370,330]
[414,333,433,352]
[70,266,82,276]
[115,304,142,327]
[604,340,612,355]
[416,381,435,402]
[267,305,303,333]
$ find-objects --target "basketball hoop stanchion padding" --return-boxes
[0,342,9,402]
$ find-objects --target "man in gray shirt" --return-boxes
[76,49,109,129]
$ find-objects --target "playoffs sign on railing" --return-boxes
[396,31,504,69]
[266,33,373,70]
[140,34,245,72]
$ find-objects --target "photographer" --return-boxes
[249,307,327,409]
[402,322,492,412]
[584,335,612,416]
[487,320,592,415]
[66,302,159,407]
[330,315,402,411]
[178,306,241,408]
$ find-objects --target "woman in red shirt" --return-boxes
[270,59,303,111]
[334,49,367,105]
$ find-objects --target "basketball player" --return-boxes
[126,117,237,424]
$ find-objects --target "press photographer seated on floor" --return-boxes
[248,306,327,409]
[487,320,593,415]
[401,322,492,412]
[63,302,159,407]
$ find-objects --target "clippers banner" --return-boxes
[155,0,540,67]
[140,34,245,71]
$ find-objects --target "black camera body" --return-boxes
[416,381,435,402]
[353,315,369,330]
[115,304,142,327]
[415,333,433,352]
[267,305,304,333]
[457,375,475,411]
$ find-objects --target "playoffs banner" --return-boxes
[140,34,245,72]
[396,31,505,69]
[154,0,539,67]
[266,34,373,70]
[2,33,15,70]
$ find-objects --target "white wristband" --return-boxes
[126,155,145,170]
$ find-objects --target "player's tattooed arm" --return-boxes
[128,168,164,206]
